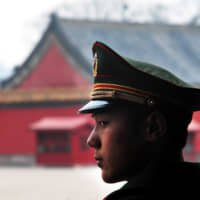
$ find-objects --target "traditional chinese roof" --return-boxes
[2,14,200,89]
[59,20,200,84]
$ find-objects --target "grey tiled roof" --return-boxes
[57,17,200,84]
[2,14,200,88]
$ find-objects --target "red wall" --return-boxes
[0,106,84,154]
[17,43,90,89]
[192,111,200,153]
[193,111,200,122]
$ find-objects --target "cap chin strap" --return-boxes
[90,90,191,109]
[90,90,154,106]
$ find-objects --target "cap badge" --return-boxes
[93,53,98,77]
[146,98,155,107]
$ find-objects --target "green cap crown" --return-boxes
[123,57,193,88]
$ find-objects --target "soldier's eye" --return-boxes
[99,121,108,126]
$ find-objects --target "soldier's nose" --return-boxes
[87,127,101,149]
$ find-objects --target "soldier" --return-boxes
[79,41,200,199]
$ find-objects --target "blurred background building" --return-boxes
[0,1,200,165]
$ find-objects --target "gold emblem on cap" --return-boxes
[93,53,98,77]
[146,98,155,106]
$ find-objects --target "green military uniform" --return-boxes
[103,162,200,199]
[79,41,200,200]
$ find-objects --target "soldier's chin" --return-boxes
[102,171,124,183]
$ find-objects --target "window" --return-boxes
[37,132,71,153]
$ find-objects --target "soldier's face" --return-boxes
[87,107,148,183]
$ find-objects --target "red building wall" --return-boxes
[192,111,200,154]
[193,111,200,123]
[184,111,200,161]
[0,106,84,154]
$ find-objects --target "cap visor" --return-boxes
[78,100,111,114]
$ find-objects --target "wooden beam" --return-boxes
[0,87,91,104]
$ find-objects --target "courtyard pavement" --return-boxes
[0,166,125,200]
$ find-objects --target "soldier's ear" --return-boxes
[144,111,167,142]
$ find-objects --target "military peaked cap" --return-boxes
[79,41,200,113]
